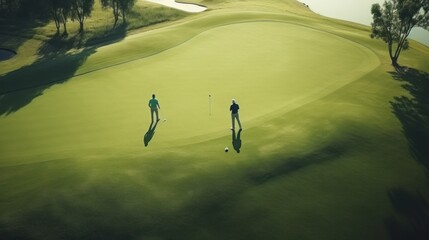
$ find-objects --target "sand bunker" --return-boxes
[145,0,207,13]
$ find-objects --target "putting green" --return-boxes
[0,21,378,165]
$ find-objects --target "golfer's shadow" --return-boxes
[144,121,159,147]
[232,129,243,153]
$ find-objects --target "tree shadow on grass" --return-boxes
[0,47,96,116]
[0,25,128,116]
[390,67,429,169]
[0,17,49,53]
[0,143,347,240]
[0,186,173,240]
[387,67,429,240]
[178,143,347,235]
[249,144,344,185]
[385,188,429,240]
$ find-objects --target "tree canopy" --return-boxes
[1,0,132,33]
[371,0,429,67]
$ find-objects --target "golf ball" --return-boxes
[225,147,229,152]
[163,118,167,121]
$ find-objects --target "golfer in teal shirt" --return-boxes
[148,94,161,122]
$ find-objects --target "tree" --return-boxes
[371,0,429,67]
[101,0,120,27]
[0,0,17,12]
[118,0,135,24]
[0,0,50,19]
[0,0,21,15]
[48,0,72,35]
[71,0,94,33]
[49,0,64,33]
[60,0,72,35]
[100,0,135,27]
[0,0,9,12]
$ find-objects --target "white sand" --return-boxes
[145,0,207,13]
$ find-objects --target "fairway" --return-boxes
[0,21,378,163]
[1,1,429,239]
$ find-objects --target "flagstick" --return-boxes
[209,94,211,116]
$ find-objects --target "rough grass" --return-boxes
[0,1,189,51]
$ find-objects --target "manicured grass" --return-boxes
[1,0,429,239]
[0,20,381,163]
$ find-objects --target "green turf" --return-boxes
[1,0,429,239]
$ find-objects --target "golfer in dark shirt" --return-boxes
[230,99,242,130]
